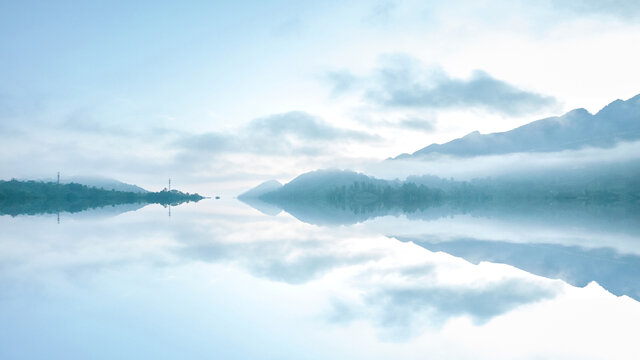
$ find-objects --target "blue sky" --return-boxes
[1,0,640,192]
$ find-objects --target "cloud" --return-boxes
[397,117,436,132]
[249,111,374,141]
[550,0,640,18]
[358,115,437,133]
[175,111,380,156]
[367,139,640,181]
[368,67,558,116]
[329,55,559,116]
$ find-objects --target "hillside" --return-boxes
[240,163,640,225]
[64,176,149,193]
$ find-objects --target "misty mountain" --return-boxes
[64,176,149,193]
[394,93,640,159]
[259,169,394,201]
[240,161,640,226]
[37,176,149,193]
[238,179,282,199]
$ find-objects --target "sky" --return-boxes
[1,0,640,193]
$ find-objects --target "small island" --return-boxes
[0,179,205,216]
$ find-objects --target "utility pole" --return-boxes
[57,172,60,224]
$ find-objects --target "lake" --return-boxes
[1,197,639,359]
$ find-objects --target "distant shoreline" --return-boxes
[0,180,204,216]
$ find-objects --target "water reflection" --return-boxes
[360,279,556,326]
[0,199,638,359]
[176,224,561,334]
[242,196,640,232]
[398,236,640,301]
[242,196,640,301]
[180,237,383,285]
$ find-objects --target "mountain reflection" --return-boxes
[242,196,640,231]
[398,236,640,301]
[241,197,640,304]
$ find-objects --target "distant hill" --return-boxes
[394,93,640,159]
[240,163,640,225]
[63,176,148,193]
[38,176,148,193]
[259,169,394,201]
[246,163,640,204]
[238,179,283,199]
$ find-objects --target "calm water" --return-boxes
[1,197,639,359]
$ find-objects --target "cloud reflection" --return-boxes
[0,202,565,340]
[174,221,562,335]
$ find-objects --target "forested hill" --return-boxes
[0,180,204,216]
[248,165,640,206]
[239,165,640,225]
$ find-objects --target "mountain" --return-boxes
[64,176,149,193]
[238,179,283,199]
[265,169,390,199]
[237,180,285,216]
[394,93,640,159]
[240,162,640,225]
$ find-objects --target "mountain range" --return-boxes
[394,93,640,159]
[239,93,640,218]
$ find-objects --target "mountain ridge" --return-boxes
[393,93,640,159]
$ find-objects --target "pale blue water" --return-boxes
[1,198,639,359]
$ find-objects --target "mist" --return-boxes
[361,140,640,181]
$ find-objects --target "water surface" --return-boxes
[1,198,639,359]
